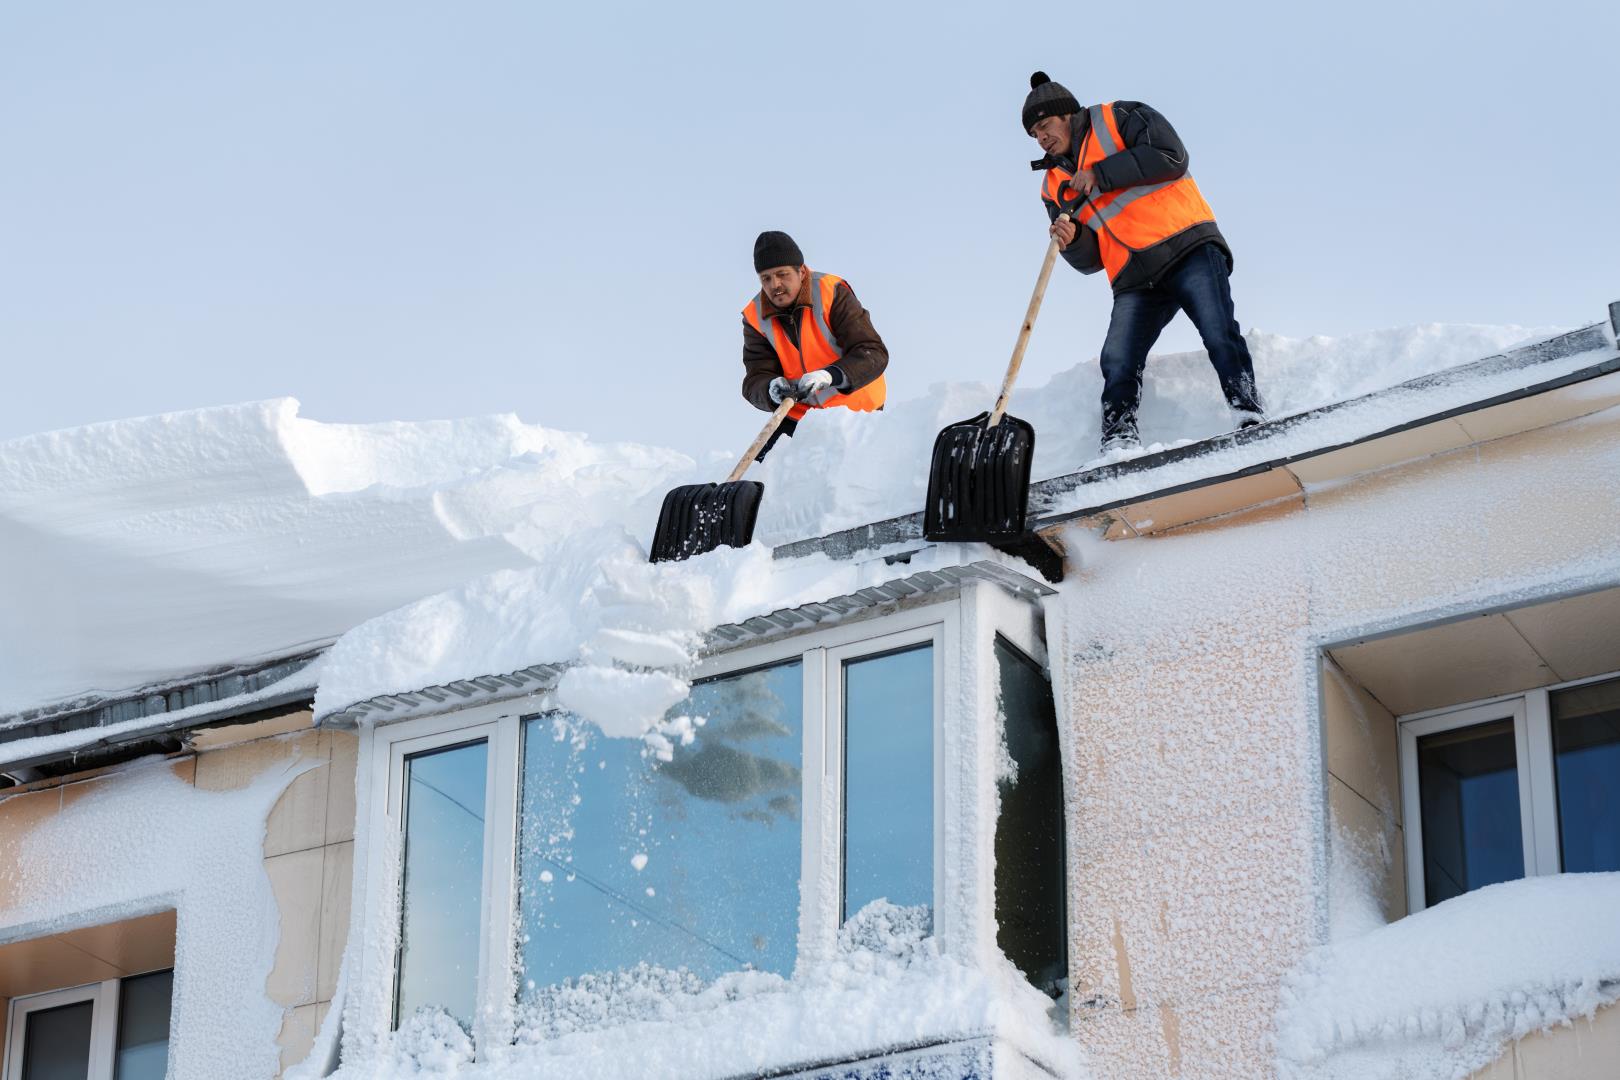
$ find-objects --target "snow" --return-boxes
[0,322,1571,725]
[1039,400,1620,1075]
[2,316,1612,1080]
[0,661,321,771]
[321,901,1085,1080]
[1274,874,1620,1080]
[0,752,321,1080]
[746,323,1564,541]
[0,398,691,720]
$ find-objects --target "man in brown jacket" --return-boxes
[741,231,889,460]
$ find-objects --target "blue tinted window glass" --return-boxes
[517,661,803,1038]
[1551,679,1620,874]
[397,739,488,1030]
[1417,719,1523,906]
[22,1001,93,1080]
[115,969,173,1080]
[843,644,934,923]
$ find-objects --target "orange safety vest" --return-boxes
[1042,102,1217,284]
[743,270,886,420]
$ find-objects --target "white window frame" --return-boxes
[1399,668,1620,912]
[367,708,521,1050]
[825,622,947,932]
[4,979,119,1080]
[356,582,1060,1054]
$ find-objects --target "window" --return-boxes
[4,971,172,1080]
[1400,672,1620,911]
[1550,678,1620,873]
[378,715,519,1046]
[516,661,805,1038]
[397,739,490,1028]
[841,643,935,923]
[359,592,1062,1059]
[992,637,1068,997]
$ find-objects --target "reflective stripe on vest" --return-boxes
[1041,102,1217,283]
[743,270,884,419]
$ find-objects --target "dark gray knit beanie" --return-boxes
[753,231,804,272]
[1022,71,1080,133]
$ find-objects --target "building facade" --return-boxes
[3,309,1619,1079]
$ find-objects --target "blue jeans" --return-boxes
[1098,242,1263,443]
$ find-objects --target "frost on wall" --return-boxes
[0,755,319,1080]
[1043,408,1620,1076]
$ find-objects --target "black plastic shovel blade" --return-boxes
[648,480,766,563]
[923,411,1036,542]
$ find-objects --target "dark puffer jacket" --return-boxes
[1033,101,1231,293]
[740,275,888,412]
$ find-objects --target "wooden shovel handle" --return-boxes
[725,397,798,483]
[989,213,1070,428]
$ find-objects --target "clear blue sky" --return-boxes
[2,0,1615,459]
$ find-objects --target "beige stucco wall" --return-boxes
[1320,658,1405,923]
[189,712,357,1075]
[1470,1001,1620,1078]
[1047,406,1620,1078]
[0,707,356,1079]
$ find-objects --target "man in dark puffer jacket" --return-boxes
[1024,72,1265,453]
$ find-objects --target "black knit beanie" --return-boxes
[1022,71,1080,133]
[753,231,804,273]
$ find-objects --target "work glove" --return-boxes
[767,376,798,405]
[796,368,837,407]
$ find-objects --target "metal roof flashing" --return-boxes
[317,559,1056,729]
[773,317,1620,561]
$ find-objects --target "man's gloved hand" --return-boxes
[768,376,798,405]
[796,369,836,406]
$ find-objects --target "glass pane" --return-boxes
[22,1000,93,1080]
[1417,719,1524,906]
[1551,678,1620,873]
[397,739,488,1031]
[115,969,174,1080]
[843,643,934,923]
[517,661,803,1039]
[993,638,1067,996]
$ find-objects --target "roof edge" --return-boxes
[773,319,1618,563]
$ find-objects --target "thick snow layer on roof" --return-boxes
[746,323,1565,541]
[0,322,1570,720]
[1274,873,1620,1079]
[0,398,694,719]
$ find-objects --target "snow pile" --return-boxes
[1,322,1571,724]
[747,323,1562,542]
[313,531,1022,747]
[1274,873,1620,1079]
[0,398,694,720]
[325,901,1084,1080]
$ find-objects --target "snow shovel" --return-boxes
[923,213,1070,542]
[648,397,798,563]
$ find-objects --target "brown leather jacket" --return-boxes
[741,275,889,412]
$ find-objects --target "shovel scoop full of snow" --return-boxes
[648,480,766,562]
[923,410,1036,542]
[648,396,796,563]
